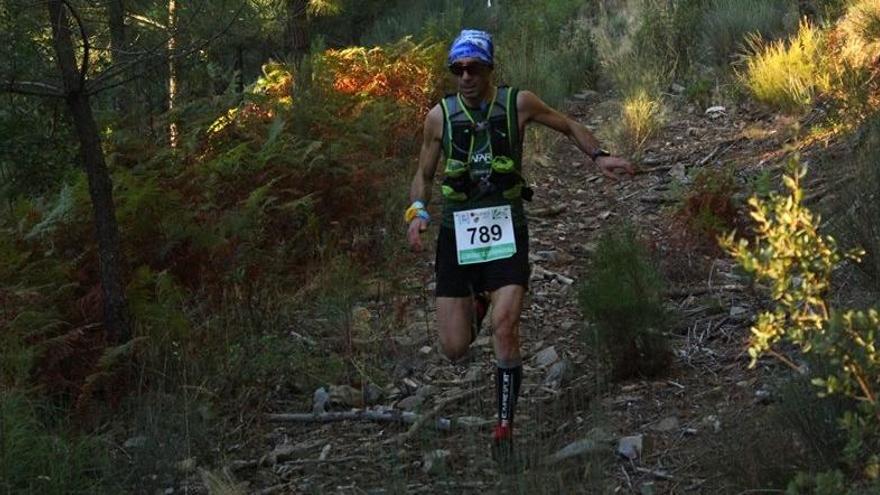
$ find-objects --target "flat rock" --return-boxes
[422,449,451,475]
[617,435,643,460]
[547,439,606,463]
[729,306,748,317]
[650,416,679,432]
[533,346,559,367]
[542,359,571,388]
[705,105,726,115]
[312,387,330,414]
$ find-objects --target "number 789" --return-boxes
[467,224,503,244]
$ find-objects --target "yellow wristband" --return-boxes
[404,201,428,223]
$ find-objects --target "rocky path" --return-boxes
[232,93,808,494]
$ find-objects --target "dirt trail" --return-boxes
[234,92,805,494]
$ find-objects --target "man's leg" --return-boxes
[490,284,525,460]
[436,296,473,361]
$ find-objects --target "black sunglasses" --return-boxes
[449,63,492,76]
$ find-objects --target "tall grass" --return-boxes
[741,20,831,113]
[701,0,798,65]
[497,17,597,108]
[605,88,666,158]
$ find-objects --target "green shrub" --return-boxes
[721,156,880,483]
[740,19,831,113]
[578,224,671,380]
[701,0,797,65]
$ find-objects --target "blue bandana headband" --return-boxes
[448,29,494,67]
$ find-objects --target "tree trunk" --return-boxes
[106,0,128,112]
[167,0,179,148]
[284,0,309,61]
[47,0,132,344]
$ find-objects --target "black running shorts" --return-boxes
[434,225,530,298]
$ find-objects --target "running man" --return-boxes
[405,29,634,463]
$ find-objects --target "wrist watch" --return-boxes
[590,148,611,161]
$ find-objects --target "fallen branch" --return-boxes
[698,144,721,166]
[391,386,487,444]
[698,138,742,166]
[664,284,747,298]
[266,409,418,425]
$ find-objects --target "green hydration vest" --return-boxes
[439,86,530,228]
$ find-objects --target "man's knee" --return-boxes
[438,333,470,361]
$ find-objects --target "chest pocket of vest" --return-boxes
[440,87,531,202]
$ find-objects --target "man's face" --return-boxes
[449,57,492,100]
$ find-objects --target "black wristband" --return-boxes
[590,148,611,161]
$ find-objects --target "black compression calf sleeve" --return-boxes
[496,358,523,426]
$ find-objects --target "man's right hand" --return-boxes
[407,218,429,252]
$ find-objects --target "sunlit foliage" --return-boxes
[741,20,831,113]
[722,157,880,478]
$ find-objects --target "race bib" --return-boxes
[453,205,516,265]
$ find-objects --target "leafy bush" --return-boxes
[578,224,671,380]
[740,20,831,113]
[701,0,797,65]
[722,156,880,483]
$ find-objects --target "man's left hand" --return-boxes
[594,155,635,181]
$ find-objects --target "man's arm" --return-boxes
[406,104,443,252]
[517,90,634,179]
[409,105,444,204]
[517,90,601,155]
